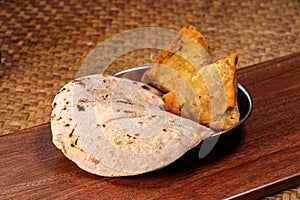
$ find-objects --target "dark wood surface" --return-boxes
[0,52,299,199]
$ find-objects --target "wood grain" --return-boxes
[0,52,300,199]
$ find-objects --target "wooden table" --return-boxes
[0,52,299,199]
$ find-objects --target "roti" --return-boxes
[51,74,214,177]
[142,26,240,130]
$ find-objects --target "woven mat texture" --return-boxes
[0,0,299,198]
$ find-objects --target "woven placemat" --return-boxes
[0,0,299,198]
[264,185,300,200]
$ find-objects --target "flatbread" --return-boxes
[142,26,239,130]
[51,74,214,177]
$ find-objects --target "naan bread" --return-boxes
[51,74,214,177]
[142,26,240,130]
